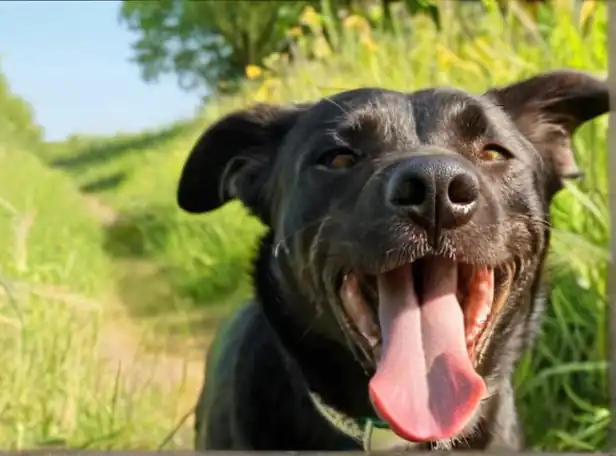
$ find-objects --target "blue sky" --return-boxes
[0,1,201,141]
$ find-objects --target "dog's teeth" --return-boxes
[340,274,379,348]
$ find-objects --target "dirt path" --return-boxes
[82,194,218,446]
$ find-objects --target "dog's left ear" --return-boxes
[485,70,609,196]
[177,103,310,222]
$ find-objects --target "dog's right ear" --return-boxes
[177,103,309,218]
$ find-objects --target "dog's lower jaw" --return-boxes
[256,235,377,418]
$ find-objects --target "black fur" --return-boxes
[177,70,609,451]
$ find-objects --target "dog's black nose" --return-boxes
[386,155,479,231]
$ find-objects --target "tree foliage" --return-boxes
[119,1,319,93]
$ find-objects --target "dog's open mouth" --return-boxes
[339,256,514,443]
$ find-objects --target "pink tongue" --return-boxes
[369,259,487,442]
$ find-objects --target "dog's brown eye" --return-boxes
[317,148,359,170]
[480,144,510,162]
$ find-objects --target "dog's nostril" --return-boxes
[391,178,426,206]
[447,173,479,205]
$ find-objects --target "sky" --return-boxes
[0,1,201,141]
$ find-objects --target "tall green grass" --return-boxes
[0,95,194,449]
[30,0,610,450]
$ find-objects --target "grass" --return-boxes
[5,0,610,451]
[0,118,198,449]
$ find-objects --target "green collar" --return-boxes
[358,417,390,429]
[308,391,412,451]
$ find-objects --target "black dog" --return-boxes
[177,70,609,451]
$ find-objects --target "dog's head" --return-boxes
[177,71,608,445]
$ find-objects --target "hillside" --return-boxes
[3,1,611,451]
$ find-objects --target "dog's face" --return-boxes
[178,71,608,445]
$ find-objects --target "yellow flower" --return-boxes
[245,65,263,80]
[287,26,303,38]
[343,14,369,31]
[579,0,597,29]
[300,6,320,26]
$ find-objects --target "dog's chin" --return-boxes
[333,254,516,444]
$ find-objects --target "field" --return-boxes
[0,1,610,451]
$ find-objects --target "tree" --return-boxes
[119,0,318,94]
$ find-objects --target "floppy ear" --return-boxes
[485,70,609,196]
[177,103,309,220]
